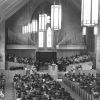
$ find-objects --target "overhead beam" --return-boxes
[68,0,81,11]
[0,0,30,22]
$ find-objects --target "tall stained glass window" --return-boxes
[38,31,44,47]
[47,27,52,47]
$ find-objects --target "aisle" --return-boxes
[4,81,15,100]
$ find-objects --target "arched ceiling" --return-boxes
[0,0,81,22]
[0,0,30,22]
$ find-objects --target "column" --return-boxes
[0,21,5,69]
[96,0,100,72]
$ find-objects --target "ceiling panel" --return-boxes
[0,0,81,22]
[69,0,81,10]
[0,0,7,6]
[4,0,30,19]
[0,0,30,22]
[0,0,18,12]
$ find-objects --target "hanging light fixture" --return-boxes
[39,14,47,31]
[47,27,52,47]
[81,0,98,26]
[51,0,62,30]
[38,14,47,48]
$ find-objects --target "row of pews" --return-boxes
[13,73,75,100]
[0,73,6,100]
[63,73,100,100]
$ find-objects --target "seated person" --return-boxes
[0,90,4,99]
[14,73,74,100]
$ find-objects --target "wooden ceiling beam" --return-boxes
[0,0,30,22]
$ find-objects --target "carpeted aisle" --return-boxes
[4,80,15,100]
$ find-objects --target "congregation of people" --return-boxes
[56,54,92,71]
[6,53,98,100]
[7,54,34,65]
[13,73,75,100]
[7,53,93,72]
[0,73,5,100]
[63,72,100,98]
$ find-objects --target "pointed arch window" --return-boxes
[47,27,52,47]
[38,31,44,47]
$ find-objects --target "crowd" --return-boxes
[57,54,93,71]
[7,54,34,65]
[64,73,100,98]
[0,73,6,99]
[13,73,75,100]
[7,53,94,71]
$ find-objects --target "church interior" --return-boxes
[0,0,100,100]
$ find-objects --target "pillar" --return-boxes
[96,0,100,72]
[0,21,5,69]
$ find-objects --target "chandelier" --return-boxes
[81,0,98,26]
[51,1,62,30]
[39,14,47,31]
[81,0,98,35]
